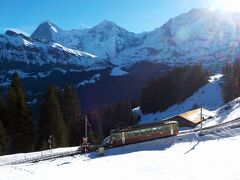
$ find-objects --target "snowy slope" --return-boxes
[1,129,240,180]
[203,97,240,127]
[135,74,224,124]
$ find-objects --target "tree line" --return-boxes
[0,73,86,155]
[140,65,208,113]
[222,58,240,103]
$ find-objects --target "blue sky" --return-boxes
[0,0,214,35]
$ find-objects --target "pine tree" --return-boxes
[7,72,33,153]
[0,94,9,131]
[0,120,10,155]
[222,62,240,103]
[61,86,84,146]
[38,85,68,149]
[140,65,207,113]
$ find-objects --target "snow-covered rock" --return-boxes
[76,74,101,87]
[110,66,128,76]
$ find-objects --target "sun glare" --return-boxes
[208,0,240,12]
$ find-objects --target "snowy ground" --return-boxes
[1,129,240,180]
[202,97,240,127]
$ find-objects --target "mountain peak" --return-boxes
[98,20,116,26]
[89,19,128,34]
[92,20,118,30]
[31,20,61,40]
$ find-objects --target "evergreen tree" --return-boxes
[7,72,33,153]
[0,94,9,131]
[38,85,68,149]
[61,86,84,146]
[0,120,10,155]
[140,65,207,113]
[222,60,240,103]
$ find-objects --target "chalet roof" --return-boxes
[177,108,213,124]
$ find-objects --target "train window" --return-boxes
[146,128,151,134]
[140,129,145,135]
[128,131,135,137]
[134,130,140,136]
[152,127,157,132]
[111,134,120,140]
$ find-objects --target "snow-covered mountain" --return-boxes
[31,9,240,68]
[118,9,240,67]
[31,21,62,40]
[0,30,108,70]
[2,9,240,70]
[31,20,141,62]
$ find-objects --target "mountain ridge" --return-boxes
[29,8,240,68]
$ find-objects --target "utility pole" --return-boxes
[200,107,203,135]
[85,115,88,139]
[81,115,89,153]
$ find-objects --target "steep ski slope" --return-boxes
[135,74,224,124]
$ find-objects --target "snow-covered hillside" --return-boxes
[135,74,224,124]
[203,97,240,127]
[1,127,240,180]
[31,9,240,68]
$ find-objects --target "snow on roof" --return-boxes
[178,108,214,124]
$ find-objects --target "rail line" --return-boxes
[2,118,240,166]
[179,117,240,135]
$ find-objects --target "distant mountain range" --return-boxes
[1,8,240,109]
[31,8,240,68]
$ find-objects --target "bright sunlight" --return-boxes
[208,0,240,12]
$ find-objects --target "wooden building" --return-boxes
[163,108,213,128]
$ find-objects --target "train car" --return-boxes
[108,121,179,147]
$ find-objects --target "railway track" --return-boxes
[0,149,82,166]
[2,118,240,166]
[179,117,240,135]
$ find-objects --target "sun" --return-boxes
[208,0,240,12]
